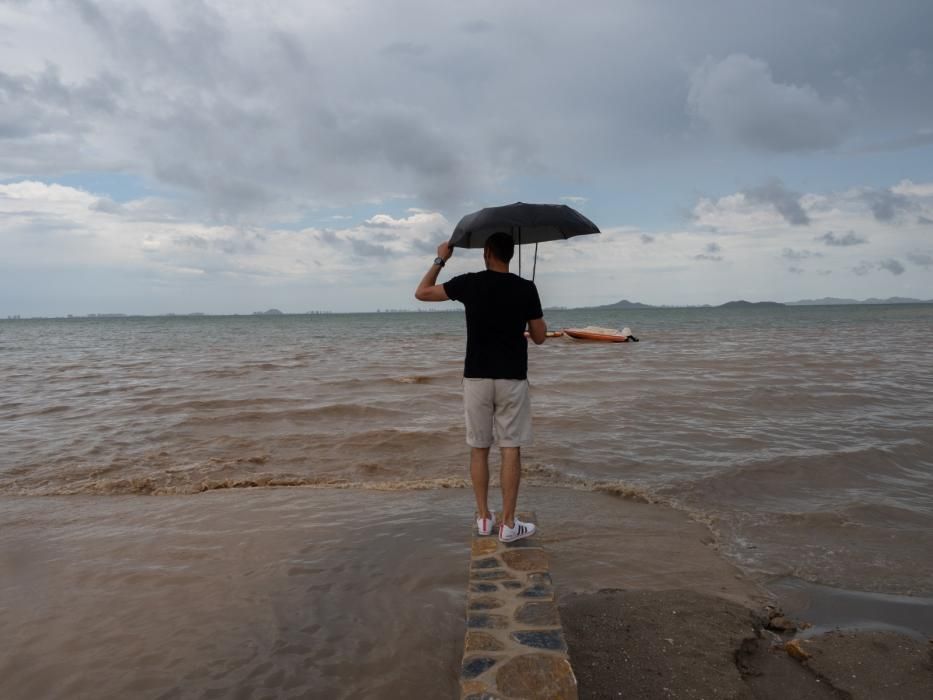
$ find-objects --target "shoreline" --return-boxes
[538,487,933,697]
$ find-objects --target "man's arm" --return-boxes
[526,281,546,344]
[414,241,453,302]
[527,317,547,345]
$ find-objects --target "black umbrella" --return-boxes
[449,202,600,279]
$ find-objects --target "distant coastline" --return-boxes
[589,296,933,310]
[5,297,933,320]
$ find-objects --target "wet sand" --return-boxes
[552,490,933,699]
[562,590,933,699]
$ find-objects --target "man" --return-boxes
[414,232,547,543]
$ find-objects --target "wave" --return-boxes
[392,375,435,384]
[2,459,659,502]
[175,403,408,425]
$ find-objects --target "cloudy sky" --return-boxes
[2,0,932,314]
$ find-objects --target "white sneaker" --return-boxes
[498,518,536,543]
[476,512,497,536]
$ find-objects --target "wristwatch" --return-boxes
[433,256,446,267]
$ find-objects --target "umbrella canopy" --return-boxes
[448,202,600,249]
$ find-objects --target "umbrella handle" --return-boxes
[518,228,522,277]
[532,243,538,281]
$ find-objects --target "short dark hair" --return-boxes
[484,232,514,263]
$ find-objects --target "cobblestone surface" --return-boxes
[459,512,579,699]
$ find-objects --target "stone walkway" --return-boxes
[459,513,579,700]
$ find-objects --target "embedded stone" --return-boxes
[515,602,560,626]
[502,548,548,572]
[519,584,553,599]
[495,654,577,699]
[468,613,509,629]
[471,557,502,570]
[528,573,552,586]
[471,570,513,581]
[511,630,567,651]
[465,631,506,652]
[469,596,504,611]
[471,538,499,556]
[470,582,498,593]
[461,656,497,679]
[502,580,522,590]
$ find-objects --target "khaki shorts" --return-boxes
[463,378,532,448]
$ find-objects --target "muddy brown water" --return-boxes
[2,305,932,696]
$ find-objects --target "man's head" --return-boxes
[483,232,514,268]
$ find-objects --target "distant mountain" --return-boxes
[788,297,933,306]
[597,299,655,309]
[253,308,284,315]
[718,300,785,308]
[583,296,933,311]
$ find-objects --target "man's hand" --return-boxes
[415,240,453,302]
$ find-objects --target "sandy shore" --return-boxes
[561,589,932,699]
[538,490,933,699]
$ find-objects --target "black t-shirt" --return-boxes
[443,270,544,380]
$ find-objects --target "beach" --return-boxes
[2,306,932,697]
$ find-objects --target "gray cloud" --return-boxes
[350,239,397,259]
[172,230,263,255]
[788,266,804,274]
[857,129,933,154]
[640,233,655,244]
[694,242,723,261]
[2,0,933,229]
[688,54,850,152]
[879,258,905,275]
[380,42,428,57]
[0,65,123,177]
[918,215,933,225]
[817,231,866,247]
[907,252,933,267]
[461,19,494,34]
[745,179,810,225]
[852,259,906,276]
[862,188,912,222]
[90,197,124,214]
[412,237,440,255]
[782,248,822,260]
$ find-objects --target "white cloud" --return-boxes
[0,180,454,312]
[4,176,933,312]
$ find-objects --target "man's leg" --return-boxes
[464,378,495,524]
[499,446,521,527]
[471,447,492,519]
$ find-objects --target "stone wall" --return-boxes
[459,513,579,700]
